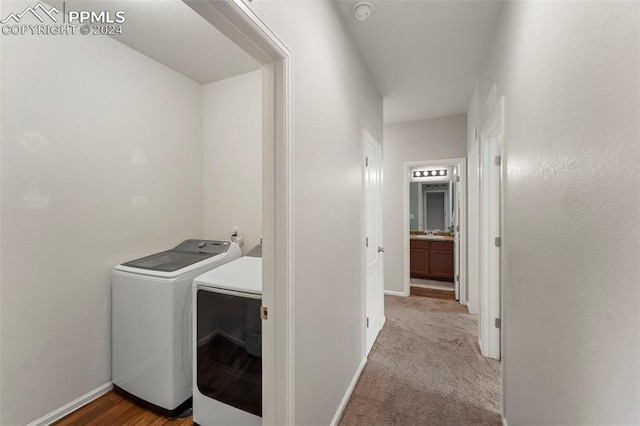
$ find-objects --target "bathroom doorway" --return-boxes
[403,158,467,302]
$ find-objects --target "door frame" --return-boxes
[363,130,385,357]
[184,1,294,424]
[466,144,480,315]
[402,158,467,303]
[479,96,504,362]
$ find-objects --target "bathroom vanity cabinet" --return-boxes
[410,239,454,281]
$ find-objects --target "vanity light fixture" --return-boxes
[413,169,448,178]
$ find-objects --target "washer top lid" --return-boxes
[194,256,262,295]
[119,240,232,273]
[120,250,213,273]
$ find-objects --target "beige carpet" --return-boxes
[340,295,501,426]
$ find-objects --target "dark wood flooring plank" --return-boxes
[54,391,193,426]
[410,286,456,300]
[54,392,124,425]
[83,397,141,426]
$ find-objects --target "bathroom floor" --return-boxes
[411,277,455,291]
[410,285,456,300]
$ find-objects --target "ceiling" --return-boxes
[334,0,504,123]
[52,0,261,84]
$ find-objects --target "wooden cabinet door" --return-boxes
[429,248,454,281]
[410,248,429,278]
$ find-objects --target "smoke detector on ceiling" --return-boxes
[352,1,373,21]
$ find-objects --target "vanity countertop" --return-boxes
[410,234,454,242]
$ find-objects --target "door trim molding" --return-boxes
[466,144,480,314]
[403,158,467,303]
[183,1,295,423]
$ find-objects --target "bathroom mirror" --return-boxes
[409,166,457,232]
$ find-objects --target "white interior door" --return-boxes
[364,133,384,356]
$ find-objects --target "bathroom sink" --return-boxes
[412,235,448,240]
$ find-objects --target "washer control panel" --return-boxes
[174,239,231,255]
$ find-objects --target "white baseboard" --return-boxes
[27,381,113,426]
[329,357,367,426]
[502,416,508,426]
[384,290,406,297]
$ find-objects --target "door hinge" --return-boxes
[495,236,501,247]
[366,237,369,247]
[456,176,460,183]
[456,274,460,282]
[365,157,369,167]
[495,318,501,329]
[366,317,370,328]
[260,306,268,320]
[456,225,460,232]
[495,155,502,166]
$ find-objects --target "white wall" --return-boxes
[241,1,383,424]
[478,2,639,423]
[383,115,466,293]
[202,70,262,254]
[0,13,203,425]
[466,81,480,314]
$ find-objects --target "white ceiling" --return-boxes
[334,0,504,123]
[54,0,261,84]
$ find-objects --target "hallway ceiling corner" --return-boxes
[334,0,505,124]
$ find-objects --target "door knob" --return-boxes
[378,247,385,253]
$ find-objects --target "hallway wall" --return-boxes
[383,115,467,294]
[243,1,384,424]
[478,1,639,423]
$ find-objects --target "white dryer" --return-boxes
[193,254,262,426]
[112,239,241,417]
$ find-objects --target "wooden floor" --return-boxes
[54,391,192,426]
[410,285,456,300]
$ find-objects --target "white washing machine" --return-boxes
[193,253,262,426]
[112,239,241,417]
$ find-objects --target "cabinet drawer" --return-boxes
[410,240,429,249]
[430,241,453,251]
